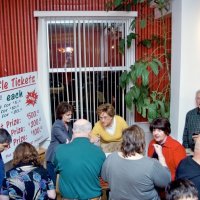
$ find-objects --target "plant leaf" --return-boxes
[153,58,163,68]
[119,39,125,53]
[119,71,128,88]
[150,91,157,101]
[114,0,122,7]
[149,60,159,75]
[142,106,147,118]
[127,33,137,48]
[130,19,136,30]
[125,91,133,109]
[132,0,139,5]
[147,103,157,122]
[158,100,165,116]
[135,62,145,77]
[141,39,152,48]
[142,69,149,86]
[143,97,150,105]
[140,19,146,29]
[130,70,137,83]
[132,85,140,100]
[126,4,132,11]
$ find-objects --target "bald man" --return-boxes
[54,119,106,200]
[176,135,200,199]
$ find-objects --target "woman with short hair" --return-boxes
[101,125,170,200]
[0,142,56,200]
[90,103,128,152]
[46,101,74,185]
[148,117,186,181]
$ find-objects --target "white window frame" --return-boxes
[34,11,138,144]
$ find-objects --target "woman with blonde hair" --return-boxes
[90,103,128,152]
[0,142,56,200]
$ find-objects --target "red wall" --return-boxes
[0,0,110,77]
[0,0,171,78]
[0,1,171,122]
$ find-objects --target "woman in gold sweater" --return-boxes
[90,103,128,152]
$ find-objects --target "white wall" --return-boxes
[171,0,200,142]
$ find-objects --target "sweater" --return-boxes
[148,136,186,181]
[91,115,128,145]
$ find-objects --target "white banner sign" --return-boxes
[0,72,49,163]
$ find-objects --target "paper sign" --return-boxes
[0,72,49,163]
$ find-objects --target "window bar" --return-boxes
[103,22,108,104]
[116,22,121,115]
[57,20,65,101]
[83,20,89,120]
[47,18,56,120]
[73,20,79,119]
[122,20,127,118]
[49,18,57,122]
[92,21,96,123]
[69,20,75,108]
[64,20,69,103]
[78,19,84,119]
[96,22,99,109]
[87,21,92,122]
[54,20,60,103]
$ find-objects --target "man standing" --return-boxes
[183,90,200,150]
[0,128,12,188]
[54,119,106,200]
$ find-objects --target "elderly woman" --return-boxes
[0,142,56,200]
[101,125,171,200]
[148,117,186,181]
[90,103,128,152]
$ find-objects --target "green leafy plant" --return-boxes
[107,0,171,122]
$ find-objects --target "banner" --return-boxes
[0,72,49,163]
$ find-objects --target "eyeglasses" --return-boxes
[99,116,112,121]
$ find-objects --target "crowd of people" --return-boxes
[0,90,199,200]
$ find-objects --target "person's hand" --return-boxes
[153,144,163,157]
[153,144,167,167]
[90,136,100,143]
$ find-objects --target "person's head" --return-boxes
[150,117,171,144]
[96,103,115,128]
[56,101,73,123]
[72,119,92,138]
[12,142,40,167]
[166,179,198,200]
[0,128,12,153]
[195,90,200,108]
[121,125,145,157]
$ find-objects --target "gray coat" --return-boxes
[45,119,72,162]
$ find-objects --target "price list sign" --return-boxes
[0,72,49,163]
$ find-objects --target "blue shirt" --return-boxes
[0,154,5,188]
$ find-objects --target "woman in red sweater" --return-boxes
[148,117,186,181]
